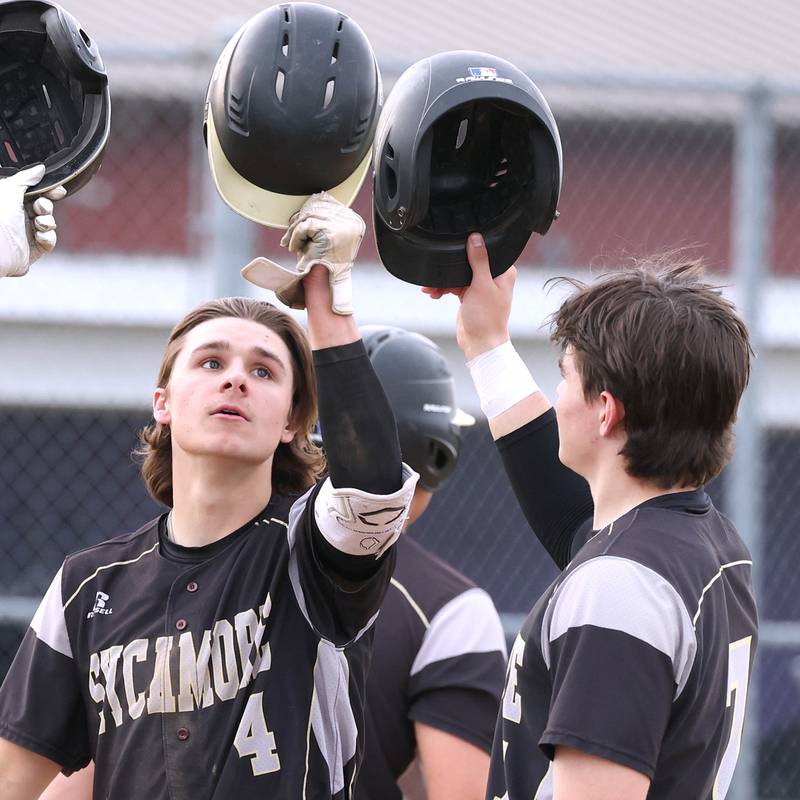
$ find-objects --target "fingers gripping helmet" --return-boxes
[204,2,382,229]
[0,0,110,197]
[362,325,475,491]
[373,50,562,287]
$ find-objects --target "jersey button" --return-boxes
[175,618,188,631]
[186,581,198,593]
[176,727,190,741]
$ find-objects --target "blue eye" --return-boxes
[254,367,271,379]
[201,358,221,370]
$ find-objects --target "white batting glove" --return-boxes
[242,192,366,315]
[0,164,67,277]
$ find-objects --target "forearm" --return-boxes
[313,339,402,493]
[467,339,549,438]
[0,738,62,800]
[39,764,94,800]
[488,390,552,439]
[416,723,490,800]
[553,746,650,800]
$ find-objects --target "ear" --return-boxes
[598,390,625,437]
[153,387,171,426]
[279,423,296,445]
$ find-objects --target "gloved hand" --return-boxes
[242,191,366,315]
[0,164,67,277]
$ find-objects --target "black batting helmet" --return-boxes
[0,0,110,197]
[363,326,474,491]
[373,50,562,287]
[310,326,474,490]
[204,2,382,229]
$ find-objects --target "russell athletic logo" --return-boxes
[87,591,113,619]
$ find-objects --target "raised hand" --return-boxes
[423,233,516,360]
[0,165,67,277]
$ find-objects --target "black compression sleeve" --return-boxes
[313,339,402,494]
[495,409,594,569]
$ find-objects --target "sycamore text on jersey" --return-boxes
[88,594,274,734]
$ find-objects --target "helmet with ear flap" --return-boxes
[373,50,562,288]
[0,0,110,197]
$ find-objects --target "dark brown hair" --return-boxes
[550,256,752,488]
[135,297,325,507]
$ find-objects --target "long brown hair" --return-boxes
[549,257,752,488]
[135,297,325,507]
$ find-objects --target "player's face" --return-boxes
[153,316,296,466]
[554,347,603,478]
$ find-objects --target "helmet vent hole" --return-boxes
[323,78,335,109]
[385,142,394,160]
[4,141,18,164]
[275,69,286,102]
[337,17,344,31]
[54,119,65,146]
[455,118,469,150]
[331,41,339,64]
[281,33,289,57]
[79,29,91,47]
[42,84,52,109]
[383,163,397,199]
[283,7,290,22]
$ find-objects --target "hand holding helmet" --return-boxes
[242,192,365,315]
[0,165,67,277]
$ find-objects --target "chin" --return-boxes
[182,436,274,465]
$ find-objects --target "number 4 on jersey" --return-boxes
[234,692,281,776]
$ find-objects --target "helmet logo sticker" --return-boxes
[423,404,452,414]
[456,67,513,85]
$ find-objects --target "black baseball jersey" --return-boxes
[488,489,758,800]
[0,484,396,799]
[357,536,507,800]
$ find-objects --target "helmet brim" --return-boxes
[373,206,531,288]
[207,107,372,230]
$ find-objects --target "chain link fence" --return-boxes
[1,39,799,799]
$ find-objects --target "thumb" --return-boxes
[496,264,517,292]
[10,164,46,189]
[466,233,493,285]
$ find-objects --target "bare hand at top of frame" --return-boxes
[423,233,515,361]
[0,164,67,278]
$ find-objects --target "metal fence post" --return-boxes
[728,82,774,800]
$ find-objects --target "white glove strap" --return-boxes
[467,341,540,419]
[314,464,419,558]
[329,268,353,315]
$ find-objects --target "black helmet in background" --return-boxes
[362,325,474,492]
[0,0,110,197]
[204,2,382,229]
[373,50,561,287]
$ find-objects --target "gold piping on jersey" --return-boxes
[389,577,430,628]
[692,559,753,628]
[63,542,160,611]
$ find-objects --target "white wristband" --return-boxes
[467,341,540,419]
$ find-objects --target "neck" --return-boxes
[169,450,273,547]
[588,458,692,531]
